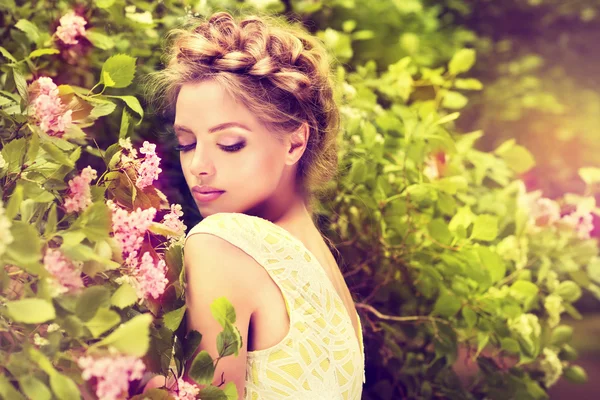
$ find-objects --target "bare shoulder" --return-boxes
[184,232,262,303]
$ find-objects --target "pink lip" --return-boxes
[192,189,224,203]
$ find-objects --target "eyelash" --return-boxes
[174,142,245,153]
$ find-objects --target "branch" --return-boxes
[356,303,451,325]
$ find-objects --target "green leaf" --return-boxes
[5,298,55,324]
[76,286,112,321]
[119,107,132,138]
[85,307,121,338]
[198,385,228,400]
[189,350,215,385]
[449,48,476,75]
[86,30,115,50]
[470,214,498,241]
[433,176,467,194]
[550,325,573,345]
[454,78,483,90]
[19,376,51,400]
[49,373,80,400]
[75,201,112,242]
[0,374,25,400]
[432,291,461,318]
[183,330,203,361]
[102,70,116,87]
[111,282,138,309]
[500,337,520,353]
[15,19,40,43]
[462,307,477,329]
[94,313,153,356]
[510,280,539,298]
[563,365,588,384]
[1,137,26,175]
[427,218,452,245]
[95,0,116,8]
[210,297,237,328]
[106,95,143,124]
[348,159,368,183]
[442,91,468,109]
[164,305,187,332]
[494,141,536,174]
[61,243,120,270]
[556,280,582,302]
[90,100,117,118]
[476,247,506,283]
[27,347,57,375]
[0,46,17,63]
[40,140,74,167]
[13,68,28,102]
[28,48,59,60]
[223,382,238,400]
[5,220,43,274]
[217,325,241,357]
[100,54,137,88]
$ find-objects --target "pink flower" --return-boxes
[36,77,59,97]
[136,141,162,189]
[106,200,156,256]
[162,204,187,237]
[78,354,145,400]
[131,252,168,300]
[560,211,594,239]
[64,166,97,213]
[169,378,200,400]
[529,197,561,227]
[28,77,72,136]
[56,11,87,45]
[43,248,84,293]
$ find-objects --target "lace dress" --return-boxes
[185,212,365,400]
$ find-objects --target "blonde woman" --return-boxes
[144,11,365,399]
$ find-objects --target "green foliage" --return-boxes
[1,0,599,399]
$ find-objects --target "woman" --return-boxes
[144,10,364,399]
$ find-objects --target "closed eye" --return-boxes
[174,142,245,153]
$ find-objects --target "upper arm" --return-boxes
[182,232,258,398]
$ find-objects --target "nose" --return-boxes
[188,146,215,177]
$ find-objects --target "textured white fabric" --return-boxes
[185,212,365,399]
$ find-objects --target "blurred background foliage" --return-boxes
[3,0,600,398]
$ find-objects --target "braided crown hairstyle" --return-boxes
[143,11,341,207]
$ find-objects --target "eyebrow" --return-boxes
[172,122,252,135]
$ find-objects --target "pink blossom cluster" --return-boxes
[525,193,595,239]
[56,11,87,45]
[28,77,72,136]
[129,251,168,300]
[43,248,84,294]
[64,166,97,213]
[106,200,156,256]
[77,354,145,400]
[169,378,200,400]
[136,141,162,189]
[560,211,594,239]
[529,197,561,227]
[163,204,187,237]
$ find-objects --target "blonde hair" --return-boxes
[143,11,341,207]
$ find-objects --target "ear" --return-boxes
[285,122,309,166]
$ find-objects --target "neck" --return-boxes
[245,183,316,239]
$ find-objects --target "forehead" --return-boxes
[175,80,255,130]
